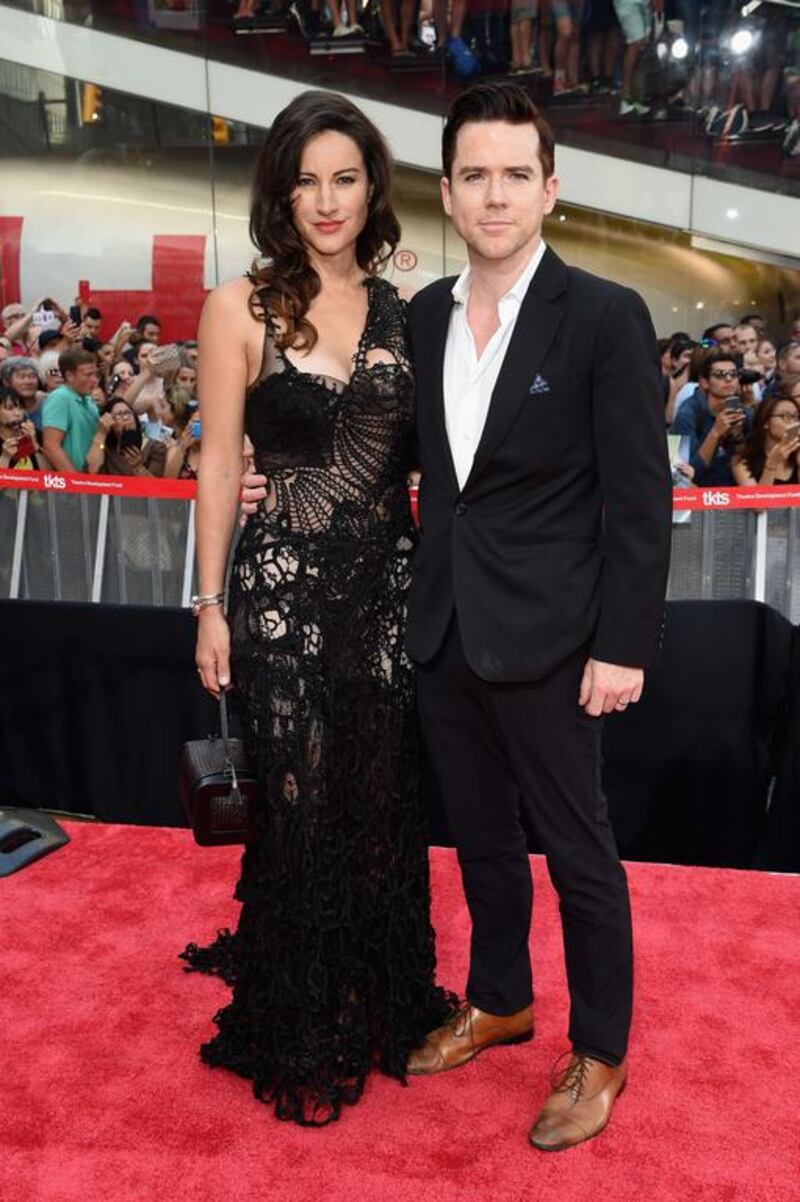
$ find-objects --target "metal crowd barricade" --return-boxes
[0,470,197,608]
[4,472,800,621]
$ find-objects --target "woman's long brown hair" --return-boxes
[739,390,800,479]
[248,91,400,352]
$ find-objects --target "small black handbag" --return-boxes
[179,690,261,846]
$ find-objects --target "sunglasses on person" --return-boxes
[710,369,739,380]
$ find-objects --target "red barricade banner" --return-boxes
[4,473,800,513]
[0,469,196,500]
[409,484,800,516]
[668,485,800,510]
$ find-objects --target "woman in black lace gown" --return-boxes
[184,92,454,1126]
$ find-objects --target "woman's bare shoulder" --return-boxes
[203,276,258,319]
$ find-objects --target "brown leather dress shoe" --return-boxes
[407,1003,533,1076]
[528,1053,627,1151]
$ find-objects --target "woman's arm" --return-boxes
[753,436,800,486]
[732,455,756,486]
[4,299,43,345]
[195,282,250,696]
[164,425,192,478]
[126,364,159,415]
[109,320,133,362]
[85,413,114,473]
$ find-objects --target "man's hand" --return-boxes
[579,659,644,717]
[240,464,267,526]
[712,409,745,441]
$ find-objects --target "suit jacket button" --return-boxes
[455,502,468,516]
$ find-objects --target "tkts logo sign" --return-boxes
[702,490,731,506]
[674,486,800,510]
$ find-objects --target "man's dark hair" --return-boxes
[699,348,738,380]
[669,333,695,356]
[777,339,800,364]
[136,314,161,333]
[442,82,555,181]
[58,346,96,376]
[702,322,734,342]
[85,307,102,321]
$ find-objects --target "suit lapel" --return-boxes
[422,286,459,494]
[464,247,567,491]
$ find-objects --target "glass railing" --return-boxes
[2,0,798,196]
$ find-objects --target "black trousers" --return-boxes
[416,619,633,1066]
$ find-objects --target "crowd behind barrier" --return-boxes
[2,292,799,492]
[16,0,800,153]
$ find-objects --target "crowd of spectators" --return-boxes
[2,291,800,493]
[661,311,800,487]
[231,0,800,141]
[0,298,200,481]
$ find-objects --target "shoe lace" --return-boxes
[550,1052,592,1099]
[449,1002,473,1039]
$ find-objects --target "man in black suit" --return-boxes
[405,83,672,1151]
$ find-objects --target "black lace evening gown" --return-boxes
[181,277,454,1126]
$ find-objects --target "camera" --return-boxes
[738,368,762,387]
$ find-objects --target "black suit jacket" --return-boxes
[406,246,672,682]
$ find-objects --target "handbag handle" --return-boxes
[218,689,243,801]
[219,687,232,756]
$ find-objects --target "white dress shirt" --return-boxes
[443,239,547,490]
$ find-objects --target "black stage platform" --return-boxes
[1,598,797,870]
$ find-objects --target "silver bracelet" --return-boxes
[190,592,225,617]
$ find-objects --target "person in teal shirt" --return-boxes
[42,347,101,472]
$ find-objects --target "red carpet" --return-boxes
[2,822,798,1202]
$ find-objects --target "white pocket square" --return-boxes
[529,373,550,396]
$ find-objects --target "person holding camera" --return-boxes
[732,388,800,487]
[670,349,751,486]
[0,392,49,471]
[165,404,201,479]
[107,360,136,400]
[93,397,168,477]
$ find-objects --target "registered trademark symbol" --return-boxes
[393,249,418,272]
